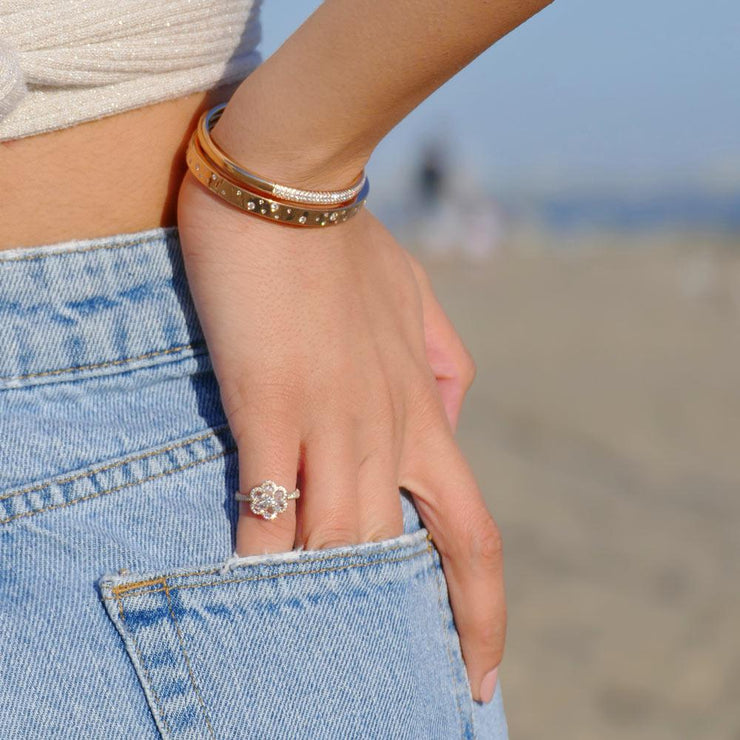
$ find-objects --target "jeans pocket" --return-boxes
[98,529,477,740]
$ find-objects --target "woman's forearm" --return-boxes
[211,0,553,190]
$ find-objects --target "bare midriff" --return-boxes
[0,80,242,251]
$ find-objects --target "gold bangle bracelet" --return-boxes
[185,131,369,228]
[198,103,367,207]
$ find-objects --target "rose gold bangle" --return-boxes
[186,131,369,228]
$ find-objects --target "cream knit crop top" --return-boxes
[0,0,262,142]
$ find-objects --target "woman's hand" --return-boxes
[403,249,477,434]
[177,170,505,703]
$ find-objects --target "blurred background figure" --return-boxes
[418,139,447,209]
[411,137,459,258]
[263,2,740,738]
[407,137,507,261]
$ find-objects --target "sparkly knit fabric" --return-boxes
[0,0,262,141]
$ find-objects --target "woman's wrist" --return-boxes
[208,76,374,193]
[204,0,553,198]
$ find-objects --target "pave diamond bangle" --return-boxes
[186,131,370,227]
[198,103,367,207]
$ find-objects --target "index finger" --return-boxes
[401,421,506,703]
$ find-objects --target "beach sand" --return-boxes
[416,234,740,740]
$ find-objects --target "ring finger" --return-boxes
[234,414,301,556]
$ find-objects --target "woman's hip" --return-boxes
[0,224,507,738]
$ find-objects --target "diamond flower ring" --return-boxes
[234,480,300,521]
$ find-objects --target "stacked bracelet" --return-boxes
[185,103,370,228]
[199,104,367,206]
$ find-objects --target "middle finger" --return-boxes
[297,423,360,550]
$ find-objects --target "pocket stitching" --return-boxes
[0,447,235,525]
[0,424,230,502]
[112,543,433,600]
[430,545,476,740]
[106,536,434,738]
[0,424,236,525]
[114,593,174,738]
[0,341,206,384]
[163,583,217,739]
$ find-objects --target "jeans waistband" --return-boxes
[0,225,205,390]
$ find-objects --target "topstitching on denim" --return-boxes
[0,225,206,390]
[0,341,207,384]
[0,424,237,525]
[105,531,435,599]
[429,544,477,739]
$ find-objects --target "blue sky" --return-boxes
[260,1,740,196]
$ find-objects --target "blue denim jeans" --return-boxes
[0,225,508,739]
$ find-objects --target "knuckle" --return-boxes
[406,251,431,287]
[407,373,447,434]
[358,414,399,470]
[364,524,403,543]
[358,443,384,475]
[361,502,404,543]
[304,522,358,551]
[221,364,301,405]
[459,348,477,389]
[250,378,304,410]
[470,517,504,570]
[222,378,301,437]
[362,391,397,438]
[476,619,506,666]
[307,534,355,550]
[473,610,504,646]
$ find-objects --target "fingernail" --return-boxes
[479,667,498,704]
